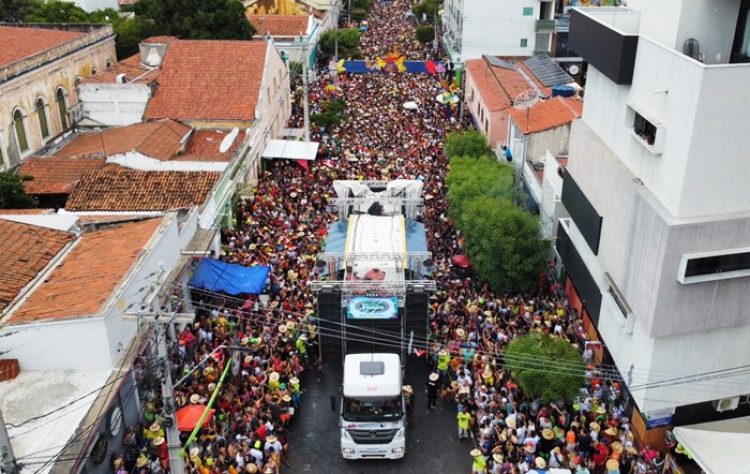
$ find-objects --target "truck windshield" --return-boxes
[342,396,402,421]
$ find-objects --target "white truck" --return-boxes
[340,353,406,460]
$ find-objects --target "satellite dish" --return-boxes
[568,64,580,75]
[513,89,540,109]
[219,127,240,153]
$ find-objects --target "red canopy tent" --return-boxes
[451,254,470,268]
[176,405,215,432]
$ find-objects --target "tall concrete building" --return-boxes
[556,0,750,449]
[442,0,556,62]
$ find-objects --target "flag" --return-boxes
[295,159,309,170]
[413,348,426,357]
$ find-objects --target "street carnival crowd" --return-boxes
[113,1,668,473]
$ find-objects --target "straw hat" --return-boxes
[299,334,308,341]
[241,337,250,345]
[136,455,148,468]
[152,436,165,446]
[190,394,201,404]
[542,428,554,440]
[605,426,618,437]
[450,381,458,389]
[535,457,546,469]
[289,376,299,385]
[456,328,466,338]
[625,442,638,455]
[402,385,413,395]
[278,324,288,334]
[589,422,601,432]
[606,459,619,471]
[246,464,258,474]
[269,372,280,383]
[282,395,292,402]
[429,372,439,382]
[458,385,470,395]
[287,321,296,329]
[524,444,535,454]
[189,447,200,459]
[470,448,482,457]
[438,349,448,357]
[244,355,253,364]
[267,435,278,443]
[506,417,517,429]
[149,422,161,432]
[596,406,607,414]
[208,383,216,392]
[611,441,624,453]
[492,453,504,463]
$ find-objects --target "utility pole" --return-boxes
[0,409,19,474]
[347,0,351,25]
[334,0,340,60]
[124,311,194,474]
[302,40,311,142]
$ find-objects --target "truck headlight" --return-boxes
[392,447,404,454]
[343,448,355,454]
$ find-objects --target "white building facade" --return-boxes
[442,0,556,62]
[557,0,750,431]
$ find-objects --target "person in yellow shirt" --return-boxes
[457,407,472,441]
[471,448,487,473]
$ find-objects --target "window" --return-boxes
[56,87,68,131]
[520,38,528,48]
[36,98,49,139]
[633,112,657,146]
[678,248,750,284]
[523,6,534,16]
[685,252,750,278]
[13,108,28,152]
[604,273,632,319]
[106,59,114,68]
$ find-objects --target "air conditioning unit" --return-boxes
[713,396,740,413]
[68,103,85,124]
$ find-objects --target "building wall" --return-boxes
[464,71,510,148]
[0,30,116,169]
[459,0,540,60]
[78,82,152,126]
[525,123,572,164]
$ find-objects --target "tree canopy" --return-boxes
[461,196,546,292]
[445,130,493,160]
[319,28,362,59]
[503,333,585,402]
[0,172,38,209]
[445,155,514,229]
[415,25,434,44]
[135,0,254,40]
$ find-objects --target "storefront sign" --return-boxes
[347,296,399,320]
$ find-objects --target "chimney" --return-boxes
[116,73,127,84]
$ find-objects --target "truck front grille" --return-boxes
[347,429,398,445]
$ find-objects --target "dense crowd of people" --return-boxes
[113,0,668,472]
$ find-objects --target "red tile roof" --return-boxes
[83,53,159,85]
[66,164,220,211]
[18,156,106,195]
[247,14,309,36]
[508,97,583,134]
[8,219,162,324]
[0,26,85,68]
[465,57,555,113]
[0,220,75,312]
[179,130,246,162]
[143,40,268,121]
[54,120,190,161]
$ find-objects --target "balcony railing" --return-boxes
[536,19,555,32]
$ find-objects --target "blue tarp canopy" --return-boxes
[189,259,270,295]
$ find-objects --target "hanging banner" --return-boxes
[347,296,399,320]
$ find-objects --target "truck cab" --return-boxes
[340,353,406,460]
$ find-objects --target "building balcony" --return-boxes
[569,7,639,84]
[536,18,555,32]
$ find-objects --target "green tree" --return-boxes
[0,172,38,209]
[352,0,372,9]
[135,0,255,40]
[1,0,39,21]
[24,0,92,22]
[504,333,585,402]
[445,155,514,229]
[461,196,545,292]
[445,130,493,159]
[350,7,367,22]
[415,25,434,44]
[319,28,361,58]
[411,0,441,22]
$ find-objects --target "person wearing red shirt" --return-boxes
[592,440,609,468]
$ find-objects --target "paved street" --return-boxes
[287,351,471,473]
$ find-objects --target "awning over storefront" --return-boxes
[673,415,750,474]
[261,139,319,160]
